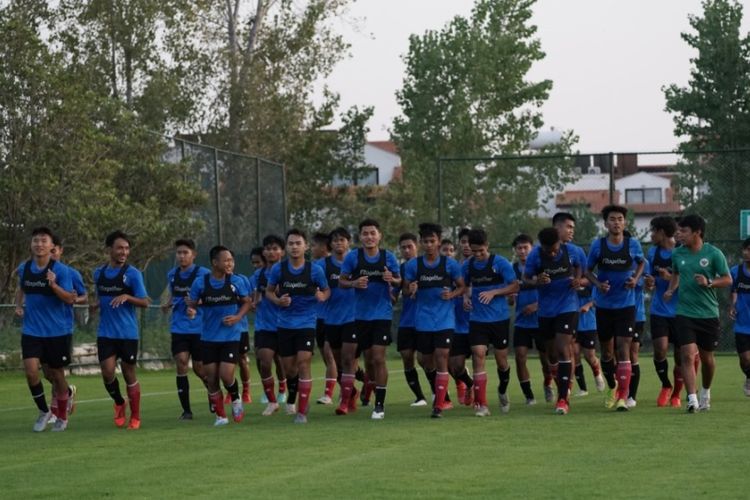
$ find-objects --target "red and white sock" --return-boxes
[278,378,287,394]
[211,391,226,418]
[56,395,68,421]
[673,366,684,396]
[298,379,313,415]
[324,378,336,398]
[592,360,601,377]
[126,381,141,420]
[435,372,449,409]
[262,376,277,403]
[339,373,355,407]
[474,372,488,406]
[616,362,631,400]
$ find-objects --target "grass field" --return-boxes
[1,354,748,499]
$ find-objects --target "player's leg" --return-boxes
[98,337,128,427]
[24,352,53,431]
[202,349,227,425]
[572,341,587,395]
[399,327,427,405]
[513,327,535,404]
[294,331,315,423]
[238,332,252,403]
[44,336,74,430]
[581,337,603,392]
[368,344,388,418]
[173,335,194,418]
[449,342,473,406]
[651,316,673,406]
[336,338,359,415]
[274,352,287,402]
[614,334,633,411]
[470,323,490,416]
[431,335,451,418]
[256,342,279,415]
[119,343,141,429]
[627,328,641,408]
[317,341,338,405]
[553,330,573,414]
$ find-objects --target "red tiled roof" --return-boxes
[368,141,398,155]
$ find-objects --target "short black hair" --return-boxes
[52,233,63,247]
[458,228,470,240]
[399,232,418,244]
[31,227,55,240]
[440,238,453,246]
[105,230,131,247]
[677,214,706,238]
[537,227,560,247]
[512,234,534,247]
[742,237,750,249]
[467,228,488,246]
[209,245,230,261]
[552,212,576,225]
[312,231,331,250]
[418,222,442,239]
[330,227,352,241]
[286,228,307,242]
[650,216,677,238]
[601,205,628,220]
[175,238,196,250]
[250,246,266,262]
[262,234,285,248]
[358,218,380,232]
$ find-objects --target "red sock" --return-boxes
[242,381,250,394]
[126,382,141,420]
[56,397,68,420]
[364,379,375,401]
[616,362,631,400]
[340,374,355,407]
[262,377,277,403]
[474,372,488,406]
[324,378,336,398]
[212,392,226,418]
[672,366,684,396]
[549,363,559,389]
[298,379,312,415]
[435,372,449,409]
[278,378,287,394]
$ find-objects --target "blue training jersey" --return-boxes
[731,264,750,335]
[18,259,74,338]
[513,261,538,329]
[462,254,517,323]
[341,248,400,321]
[524,243,584,318]
[95,264,148,340]
[189,273,249,342]
[252,267,279,332]
[577,286,597,332]
[317,256,355,326]
[647,246,678,318]
[167,265,210,334]
[635,277,646,322]
[587,237,644,309]
[268,260,328,330]
[404,255,462,332]
[398,262,417,328]
[236,273,252,332]
[65,266,86,334]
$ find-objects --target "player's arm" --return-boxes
[46,268,76,305]
[445,276,466,301]
[664,268,680,301]
[223,295,252,326]
[625,260,646,289]
[14,286,24,317]
[729,290,738,320]
[265,283,291,307]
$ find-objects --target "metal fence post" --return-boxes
[256,158,262,245]
[437,159,443,224]
[213,147,223,245]
[608,151,615,205]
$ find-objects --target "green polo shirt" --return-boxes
[672,243,729,319]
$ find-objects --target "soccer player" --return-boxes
[311,231,338,405]
[626,273,646,408]
[440,239,455,258]
[404,223,466,418]
[510,233,542,405]
[443,235,473,407]
[163,239,210,419]
[730,237,750,396]
[223,251,254,405]
[396,232,428,406]
[644,216,683,407]
[266,229,330,424]
[14,227,76,432]
[337,218,401,420]
[188,245,251,426]
[586,205,646,412]
[92,230,151,429]
[463,228,519,417]
[572,283,605,396]
[664,214,731,412]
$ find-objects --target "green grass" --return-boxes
[1,354,748,499]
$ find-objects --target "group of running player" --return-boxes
[14,205,750,430]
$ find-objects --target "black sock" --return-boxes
[29,382,49,413]
[456,369,473,388]
[575,364,587,391]
[743,365,750,379]
[520,379,534,400]
[287,376,299,405]
[602,358,616,389]
[404,368,426,400]
[176,375,191,413]
[629,363,641,400]
[354,367,365,382]
[224,379,240,402]
[497,367,510,395]
[426,369,437,394]
[105,378,126,405]
[654,358,672,388]
[557,361,572,400]
[375,386,386,408]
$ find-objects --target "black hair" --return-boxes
[650,216,677,238]
[467,228,488,246]
[742,237,750,249]
[537,227,560,247]
[262,234,285,248]
[399,232,418,244]
[31,227,55,240]
[552,212,576,225]
[458,228,471,240]
[209,245,231,261]
[677,214,706,238]
[105,230,131,247]
[358,218,380,232]
[512,234,534,247]
[286,228,307,242]
[52,233,63,247]
[250,246,266,262]
[601,204,628,220]
[330,227,352,241]
[440,238,453,246]
[174,238,196,251]
[418,222,442,239]
[312,231,331,250]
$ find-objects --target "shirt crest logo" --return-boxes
[699,258,709,268]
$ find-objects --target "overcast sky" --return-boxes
[320,0,750,154]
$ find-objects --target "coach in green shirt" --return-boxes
[665,214,731,413]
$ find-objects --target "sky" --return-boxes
[319,0,750,154]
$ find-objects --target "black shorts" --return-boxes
[596,307,635,342]
[575,330,597,350]
[171,333,203,361]
[316,319,326,350]
[397,326,418,352]
[240,331,250,354]
[735,333,750,354]
[675,316,720,352]
[513,326,542,350]
[450,334,472,358]
[416,330,453,355]
[97,337,138,365]
[538,312,578,341]
[325,322,354,350]
[254,330,279,352]
[22,334,72,369]
[469,320,510,349]
[202,340,240,364]
[650,315,677,344]
[278,328,316,357]
[351,320,392,350]
[633,321,645,344]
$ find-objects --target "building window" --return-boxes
[332,167,379,187]
[625,188,662,204]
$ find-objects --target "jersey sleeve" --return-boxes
[188,277,203,302]
[386,251,400,276]
[713,247,730,276]
[340,250,357,276]
[55,264,74,292]
[461,260,470,283]
[630,239,645,263]
[586,239,601,270]
[128,269,148,299]
[72,269,87,295]
[267,263,281,286]
[404,259,417,281]
[730,265,739,291]
[523,249,539,278]
[448,258,461,280]
[233,275,249,297]
[497,257,516,284]
[312,264,329,290]
[166,268,176,292]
